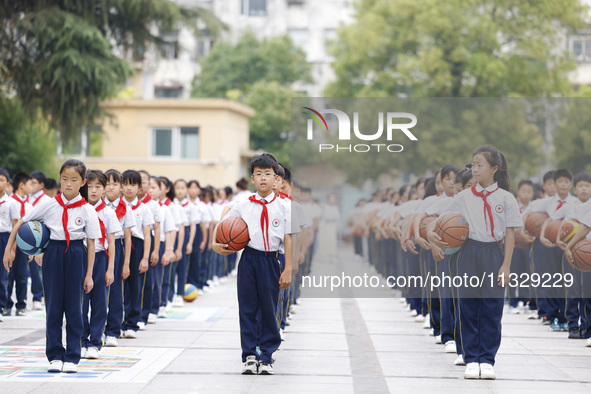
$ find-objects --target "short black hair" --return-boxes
[12,172,32,190]
[424,177,437,198]
[224,186,233,197]
[236,177,248,190]
[160,176,174,200]
[573,172,591,187]
[44,178,58,189]
[543,170,555,184]
[105,169,122,184]
[554,169,573,182]
[276,164,285,179]
[0,168,11,183]
[440,164,460,180]
[188,180,200,189]
[250,153,278,174]
[87,169,107,187]
[282,165,292,184]
[30,170,46,185]
[518,180,534,189]
[122,170,142,186]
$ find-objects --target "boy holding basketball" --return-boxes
[213,153,293,375]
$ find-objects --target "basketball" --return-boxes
[570,239,591,272]
[183,283,199,302]
[525,212,549,237]
[545,220,562,243]
[216,217,250,251]
[353,227,363,237]
[419,216,437,239]
[434,213,469,249]
[16,221,51,256]
[560,220,582,243]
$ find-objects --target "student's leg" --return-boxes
[532,239,548,318]
[43,241,66,362]
[440,255,455,345]
[151,245,164,315]
[456,240,481,364]
[198,231,209,288]
[161,259,172,308]
[564,257,582,329]
[125,238,145,331]
[89,252,108,349]
[450,252,463,355]
[237,248,260,361]
[13,249,28,310]
[29,258,43,303]
[0,233,9,312]
[105,240,124,338]
[187,227,201,287]
[82,287,91,349]
[141,264,153,323]
[175,227,190,296]
[63,241,86,364]
[256,252,282,364]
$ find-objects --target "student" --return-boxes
[103,169,135,347]
[121,170,153,337]
[429,146,522,380]
[0,169,16,323]
[187,180,210,291]
[28,170,50,311]
[173,179,198,307]
[44,178,59,198]
[233,177,252,203]
[4,159,101,373]
[213,154,293,375]
[6,172,33,316]
[81,170,120,359]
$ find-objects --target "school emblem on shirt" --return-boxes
[495,205,503,214]
[75,217,83,226]
[272,219,279,228]
[135,212,141,218]
[0,210,6,216]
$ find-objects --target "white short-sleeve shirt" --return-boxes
[0,194,17,232]
[158,204,177,238]
[126,198,155,240]
[30,190,51,208]
[104,196,136,239]
[425,193,454,216]
[94,201,122,253]
[10,193,32,220]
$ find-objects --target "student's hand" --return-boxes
[3,248,14,272]
[279,268,291,289]
[212,242,235,256]
[427,230,449,249]
[518,229,535,244]
[200,241,206,253]
[497,264,510,287]
[375,232,382,241]
[105,269,114,287]
[540,236,555,248]
[432,245,444,262]
[400,238,408,252]
[163,250,175,266]
[139,257,149,274]
[186,243,193,255]
[298,252,306,266]
[556,239,567,251]
[34,254,43,267]
[175,248,182,261]
[150,250,159,266]
[292,264,299,274]
[416,237,431,251]
[565,248,574,265]
[84,276,94,294]
[406,239,418,255]
[122,264,130,280]
[207,242,212,251]
[28,255,34,262]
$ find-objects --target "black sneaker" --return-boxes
[569,327,581,339]
[15,308,26,316]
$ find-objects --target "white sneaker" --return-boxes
[258,361,274,375]
[435,335,442,344]
[138,322,146,330]
[399,298,407,304]
[165,301,173,312]
[508,306,520,314]
[428,328,434,336]
[104,336,118,347]
[213,276,220,286]
[280,329,285,341]
[219,276,228,284]
[454,354,466,366]
[80,347,88,359]
[444,340,456,353]
[148,313,157,324]
[289,305,296,315]
[86,347,99,359]
[404,304,411,312]
[62,362,77,373]
[123,329,137,339]
[173,295,184,308]
[414,314,425,323]
[157,306,168,318]
[32,301,43,310]
[201,286,210,293]
[464,362,480,379]
[0,315,3,322]
[527,310,538,320]
[242,355,258,375]
[409,309,418,317]
[47,360,63,372]
[480,363,495,379]
[586,338,591,347]
[206,279,213,287]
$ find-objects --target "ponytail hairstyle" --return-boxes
[160,176,174,201]
[423,176,437,198]
[60,159,88,201]
[473,145,510,191]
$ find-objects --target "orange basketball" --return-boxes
[525,212,549,238]
[419,216,437,239]
[216,217,249,251]
[570,239,591,272]
[545,220,562,242]
[434,213,469,249]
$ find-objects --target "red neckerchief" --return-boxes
[248,194,277,254]
[141,194,151,204]
[114,197,127,221]
[471,184,500,239]
[556,199,565,211]
[95,201,109,257]
[278,191,291,200]
[55,194,87,252]
[131,199,141,211]
[32,192,46,207]
[182,201,189,207]
[162,197,172,207]
[12,194,29,219]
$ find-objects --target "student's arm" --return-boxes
[151,222,161,266]
[211,222,235,256]
[555,220,567,250]
[565,225,591,264]
[539,218,554,248]
[175,224,184,261]
[85,240,96,294]
[200,223,208,252]
[163,231,176,266]
[427,217,449,250]
[140,225,151,274]
[123,227,132,279]
[220,205,231,220]
[279,234,292,289]
[413,212,431,251]
[208,221,217,250]
[186,222,196,255]
[3,219,26,271]
[498,227,515,287]
[105,233,115,287]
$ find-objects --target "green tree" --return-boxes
[326,0,585,98]
[0,0,225,142]
[554,89,591,173]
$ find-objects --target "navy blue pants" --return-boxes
[187,226,203,288]
[0,233,9,310]
[7,248,28,310]
[161,256,172,307]
[105,239,125,338]
[198,231,210,287]
[449,251,463,355]
[43,240,86,364]
[82,251,108,349]
[509,246,530,307]
[123,237,146,332]
[150,244,165,315]
[543,247,567,323]
[532,239,553,319]
[456,239,504,365]
[140,235,155,323]
[237,247,281,364]
[29,258,43,302]
[175,226,190,296]
[406,250,422,314]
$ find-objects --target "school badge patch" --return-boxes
[75,217,83,226]
[495,205,503,214]
[272,219,279,228]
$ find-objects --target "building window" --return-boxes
[151,127,199,159]
[241,0,266,16]
[154,85,183,98]
[195,30,213,60]
[569,30,591,62]
[288,28,309,54]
